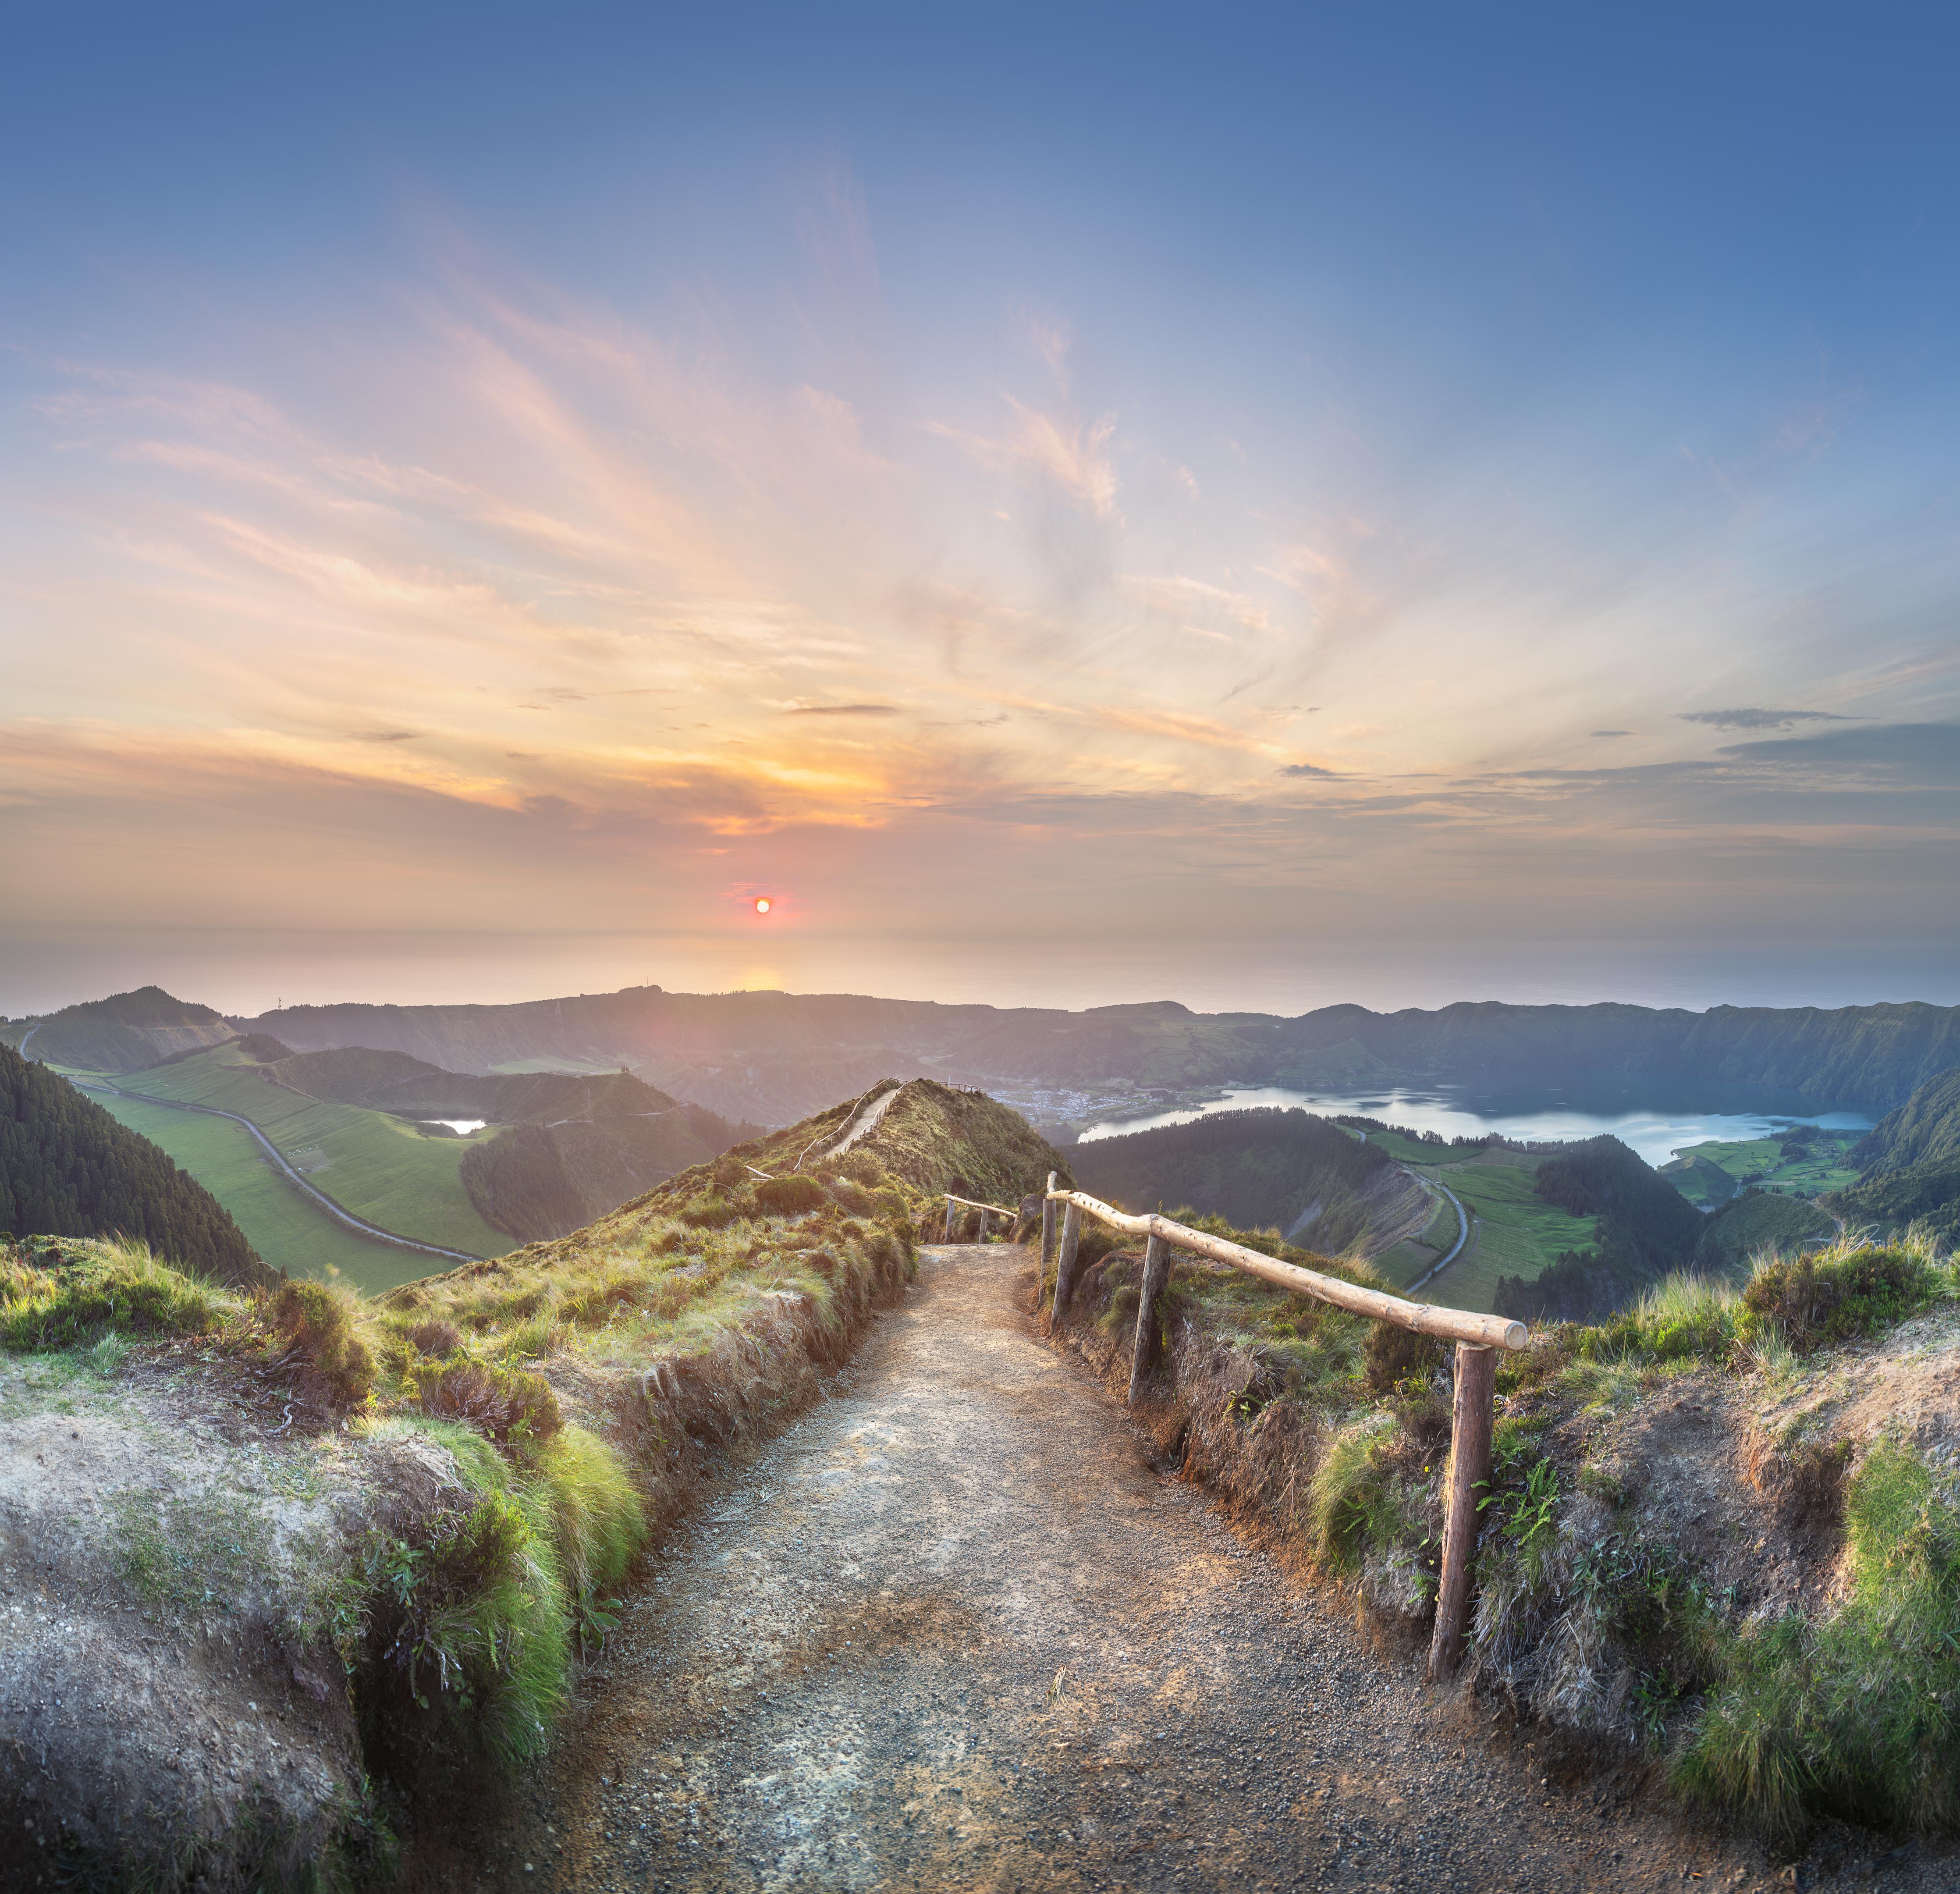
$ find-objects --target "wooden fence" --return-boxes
[940,1192,1022,1241]
[1026,1170,1527,1684]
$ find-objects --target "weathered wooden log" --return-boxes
[1037,1171,1057,1310]
[1126,1233,1172,1406]
[1044,1190,1525,1352]
[1427,1342,1497,1683]
[1047,1202,1083,1331]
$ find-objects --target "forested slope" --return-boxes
[0,1043,266,1286]
[1492,1135,1703,1322]
[1069,1109,1395,1251]
[1830,1064,1960,1246]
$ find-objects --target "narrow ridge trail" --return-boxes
[449,1244,1936,1894]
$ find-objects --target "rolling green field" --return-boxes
[79,1089,446,1292]
[1660,1131,1863,1201]
[1359,1134,1601,1311]
[1372,1185,1461,1288]
[75,1044,516,1263]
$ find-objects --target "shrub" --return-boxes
[406,1318,462,1356]
[755,1173,827,1217]
[360,1485,568,1768]
[1364,1321,1443,1393]
[679,1191,743,1230]
[1740,1242,1933,1353]
[1678,1439,1960,1834]
[825,1176,874,1216]
[529,1425,646,1647]
[412,1357,562,1443]
[271,1278,375,1408]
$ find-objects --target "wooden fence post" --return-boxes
[1047,1203,1083,1332]
[1038,1173,1057,1311]
[1126,1233,1172,1406]
[1427,1342,1497,1683]
[944,1195,955,1242]
[975,1207,988,1244]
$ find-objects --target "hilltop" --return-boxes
[0,1040,266,1287]
[5,985,236,1073]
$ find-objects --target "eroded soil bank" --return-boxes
[442,1244,1956,1894]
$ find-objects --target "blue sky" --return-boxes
[4,4,1957,1016]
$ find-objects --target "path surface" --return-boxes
[72,1077,483,1263]
[451,1244,1949,1894]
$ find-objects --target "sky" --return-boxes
[4,4,1959,1020]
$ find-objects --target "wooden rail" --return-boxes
[1036,1184,1522,1682]
[941,1192,1019,1241]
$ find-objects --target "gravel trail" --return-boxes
[455,1243,1950,1894]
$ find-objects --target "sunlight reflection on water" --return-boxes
[1075,1087,1874,1167]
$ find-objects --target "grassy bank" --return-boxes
[1046,1212,1960,1843]
[0,1079,1064,1890]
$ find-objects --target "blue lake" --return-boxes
[1075,1086,1875,1169]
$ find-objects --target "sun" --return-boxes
[753,896,772,915]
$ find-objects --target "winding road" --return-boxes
[72,1077,483,1264]
[1405,1172,1471,1293]
[414,1240,1888,1894]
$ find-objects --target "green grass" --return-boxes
[1373,1186,1462,1289]
[95,1043,515,1262]
[1399,1161,1599,1313]
[1666,1132,1864,1200]
[81,1087,439,1292]
[1679,1438,1960,1834]
[0,1234,241,1350]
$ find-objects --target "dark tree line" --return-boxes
[0,1042,266,1286]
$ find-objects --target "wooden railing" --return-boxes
[1031,1170,1525,1683]
[941,1192,1020,1241]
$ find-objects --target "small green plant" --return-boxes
[412,1357,562,1443]
[755,1172,828,1215]
[1739,1240,1935,1354]
[271,1278,376,1408]
[1305,1418,1399,1570]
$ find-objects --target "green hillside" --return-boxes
[5,984,236,1073]
[1069,1109,1393,1252]
[79,1088,439,1291]
[1661,1126,1862,1201]
[0,1042,266,1287]
[1374,1155,1603,1309]
[100,1043,515,1261]
[1829,1064,1960,1245]
[1693,1188,1834,1276]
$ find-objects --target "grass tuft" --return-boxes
[0,1234,236,1350]
[1677,1439,1960,1834]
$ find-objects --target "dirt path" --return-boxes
[454,1244,1946,1894]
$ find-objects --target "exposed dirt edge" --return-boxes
[391,1244,917,1886]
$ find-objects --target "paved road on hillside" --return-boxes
[449,1244,1948,1894]
[71,1077,483,1263]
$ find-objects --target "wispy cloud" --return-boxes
[1678,708,1852,731]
